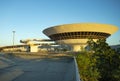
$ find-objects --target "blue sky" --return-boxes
[0,0,120,46]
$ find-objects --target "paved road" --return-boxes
[0,55,76,81]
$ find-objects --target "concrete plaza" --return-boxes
[0,54,76,81]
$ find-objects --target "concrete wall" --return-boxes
[30,45,38,52]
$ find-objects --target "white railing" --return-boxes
[74,56,81,81]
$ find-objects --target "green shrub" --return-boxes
[76,51,100,81]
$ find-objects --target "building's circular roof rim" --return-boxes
[43,23,118,31]
[43,23,118,36]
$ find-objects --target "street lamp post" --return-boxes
[12,31,15,51]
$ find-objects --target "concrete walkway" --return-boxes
[0,55,76,81]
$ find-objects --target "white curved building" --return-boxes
[43,23,118,51]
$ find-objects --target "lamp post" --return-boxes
[12,31,15,51]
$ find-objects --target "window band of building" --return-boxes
[49,31,110,40]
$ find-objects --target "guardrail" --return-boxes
[74,56,81,81]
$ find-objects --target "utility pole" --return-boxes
[12,31,15,51]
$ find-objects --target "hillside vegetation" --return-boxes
[76,39,120,81]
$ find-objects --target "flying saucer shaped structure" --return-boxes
[43,23,118,51]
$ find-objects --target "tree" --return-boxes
[88,39,120,81]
